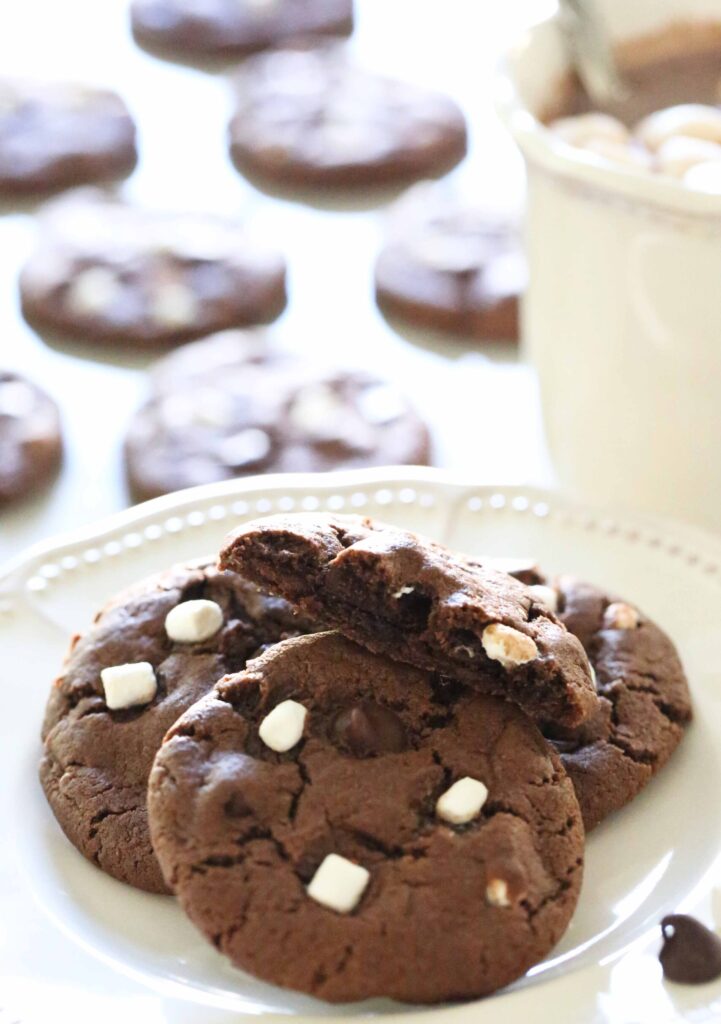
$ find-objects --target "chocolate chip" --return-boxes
[659,914,721,984]
[224,792,251,818]
[333,701,408,756]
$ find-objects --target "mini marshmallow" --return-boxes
[486,878,511,907]
[527,583,558,614]
[215,428,271,469]
[636,104,721,151]
[482,623,538,668]
[603,602,639,630]
[656,135,721,178]
[584,137,652,171]
[150,280,199,327]
[307,853,370,914]
[259,699,308,752]
[165,599,224,643]
[436,776,488,825]
[392,585,415,598]
[357,384,405,425]
[289,383,344,435]
[101,661,157,710]
[549,112,629,148]
[684,159,721,193]
[67,266,122,315]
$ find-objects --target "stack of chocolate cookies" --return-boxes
[39,514,691,1004]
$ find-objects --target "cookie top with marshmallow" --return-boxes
[19,189,287,351]
[147,630,584,1003]
[39,559,316,894]
[502,566,693,832]
[219,513,598,728]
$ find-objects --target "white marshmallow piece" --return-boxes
[527,583,558,614]
[549,112,629,148]
[656,135,721,178]
[486,878,511,907]
[436,776,489,825]
[259,699,308,752]
[67,266,122,315]
[482,622,538,668]
[636,104,721,151]
[684,159,721,193]
[150,280,199,327]
[165,599,224,643]
[215,428,271,469]
[101,662,157,710]
[289,383,344,436]
[602,602,639,630]
[356,383,405,425]
[307,853,370,914]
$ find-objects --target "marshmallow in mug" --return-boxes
[548,104,721,188]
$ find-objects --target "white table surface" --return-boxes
[0,0,556,569]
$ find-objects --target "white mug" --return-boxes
[497,0,721,532]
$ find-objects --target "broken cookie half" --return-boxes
[219,513,598,729]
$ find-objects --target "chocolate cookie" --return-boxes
[228,43,468,191]
[148,631,584,1003]
[0,79,136,197]
[0,371,62,504]
[39,561,315,893]
[512,572,692,830]
[19,192,287,349]
[124,333,431,502]
[219,514,597,728]
[375,183,525,342]
[131,0,353,62]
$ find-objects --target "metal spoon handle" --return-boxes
[559,0,628,108]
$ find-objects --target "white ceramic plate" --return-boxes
[3,468,721,1024]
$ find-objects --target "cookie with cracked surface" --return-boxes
[218,514,597,729]
[39,560,315,893]
[124,332,431,502]
[0,79,136,196]
[0,371,63,504]
[148,631,584,1003]
[131,0,353,63]
[375,182,525,342]
[19,191,287,349]
[505,571,692,830]
[227,43,468,192]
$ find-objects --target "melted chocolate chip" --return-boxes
[224,792,251,818]
[333,701,408,757]
[659,914,721,984]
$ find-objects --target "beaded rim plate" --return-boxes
[2,467,721,1024]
